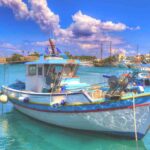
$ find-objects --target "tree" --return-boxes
[6,53,23,62]
[29,52,40,57]
[64,51,72,58]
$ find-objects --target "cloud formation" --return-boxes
[0,41,16,49]
[54,11,126,51]
[71,11,130,33]
[0,0,140,55]
[0,41,26,56]
[0,0,29,19]
[29,0,60,32]
[0,0,60,32]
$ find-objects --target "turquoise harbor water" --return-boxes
[0,64,150,150]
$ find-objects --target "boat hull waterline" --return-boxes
[2,85,150,139]
[13,103,150,139]
[6,96,150,140]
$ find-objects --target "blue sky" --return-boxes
[0,0,150,57]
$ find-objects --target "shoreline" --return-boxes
[0,55,38,64]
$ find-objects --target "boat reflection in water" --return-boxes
[0,108,148,150]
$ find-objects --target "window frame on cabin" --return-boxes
[38,65,43,76]
[28,65,37,76]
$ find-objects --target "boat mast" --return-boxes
[49,38,56,55]
[137,44,139,56]
[109,41,112,58]
[136,44,140,65]
[109,41,112,64]
[100,42,103,61]
[149,50,150,63]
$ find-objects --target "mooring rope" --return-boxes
[132,92,139,150]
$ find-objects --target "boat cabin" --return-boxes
[25,56,83,93]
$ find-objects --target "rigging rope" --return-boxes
[132,92,139,150]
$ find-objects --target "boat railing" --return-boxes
[1,86,81,97]
[2,82,109,103]
[2,81,108,94]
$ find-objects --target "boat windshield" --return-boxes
[62,64,78,77]
[43,64,78,92]
[44,64,78,78]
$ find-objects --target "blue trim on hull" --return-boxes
[10,104,148,140]
[9,95,150,113]
[14,102,145,140]
[106,131,144,140]
[11,99,149,140]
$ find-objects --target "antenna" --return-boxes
[110,41,112,58]
[49,38,55,55]
[136,44,140,64]
[109,41,112,64]
[137,44,139,56]
[149,50,150,63]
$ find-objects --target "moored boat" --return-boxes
[1,39,150,140]
[80,61,93,67]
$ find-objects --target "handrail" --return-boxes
[2,86,80,96]
[2,82,108,96]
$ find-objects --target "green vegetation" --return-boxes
[93,55,118,67]
[5,53,38,63]
[72,55,96,61]
[65,51,119,66]
[3,50,150,65]
[29,52,40,57]
[6,53,23,62]
[103,55,118,63]
[64,51,72,58]
[64,51,96,61]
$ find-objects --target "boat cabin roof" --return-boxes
[26,56,80,65]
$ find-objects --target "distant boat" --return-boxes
[118,62,128,68]
[80,61,93,67]
[1,39,150,140]
[117,59,133,68]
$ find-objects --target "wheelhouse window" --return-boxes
[44,65,54,76]
[62,64,78,77]
[44,64,78,78]
[28,65,36,76]
[38,66,43,76]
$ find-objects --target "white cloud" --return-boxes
[0,0,29,19]
[128,26,141,30]
[31,41,49,47]
[78,43,99,49]
[68,11,138,35]
[0,41,27,56]
[0,0,60,32]
[102,21,127,31]
[128,50,137,55]
[54,11,126,51]
[0,42,16,49]
[117,48,127,54]
[29,0,60,33]
[0,1,140,55]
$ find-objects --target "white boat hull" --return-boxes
[14,104,150,139]
[2,85,150,139]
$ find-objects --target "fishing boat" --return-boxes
[131,64,150,86]
[80,61,94,67]
[117,60,128,68]
[1,39,150,140]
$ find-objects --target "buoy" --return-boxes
[51,99,66,107]
[9,92,16,98]
[18,96,30,103]
[0,94,8,103]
